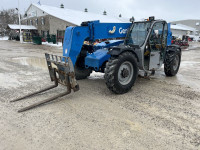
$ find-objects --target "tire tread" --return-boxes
[105,52,138,94]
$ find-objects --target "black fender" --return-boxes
[166,44,181,53]
[108,46,140,62]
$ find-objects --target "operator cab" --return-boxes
[124,17,168,71]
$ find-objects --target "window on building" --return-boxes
[26,20,28,25]
[57,30,65,38]
[30,20,32,25]
[41,30,49,38]
[41,17,45,25]
[57,30,65,42]
[35,19,38,25]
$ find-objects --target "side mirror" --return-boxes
[130,17,135,23]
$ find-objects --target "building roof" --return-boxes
[171,24,196,31]
[7,24,37,30]
[31,3,129,25]
[171,19,200,22]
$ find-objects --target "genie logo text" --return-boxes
[119,27,127,34]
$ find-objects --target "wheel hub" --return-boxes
[118,61,134,85]
[121,68,129,78]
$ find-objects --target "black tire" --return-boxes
[104,52,138,94]
[75,55,92,80]
[164,50,181,76]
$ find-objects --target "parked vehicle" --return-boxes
[12,17,181,112]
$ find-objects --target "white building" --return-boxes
[171,19,200,35]
[171,24,198,40]
[21,3,129,41]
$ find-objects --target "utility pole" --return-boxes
[18,0,23,43]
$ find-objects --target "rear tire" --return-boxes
[164,50,181,76]
[104,52,138,94]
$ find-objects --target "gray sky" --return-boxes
[0,0,199,22]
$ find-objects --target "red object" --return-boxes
[41,38,46,42]
[174,40,189,47]
[188,38,192,42]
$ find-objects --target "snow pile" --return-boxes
[0,36,9,40]
[42,42,62,47]
[88,71,104,80]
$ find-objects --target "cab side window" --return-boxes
[149,22,164,52]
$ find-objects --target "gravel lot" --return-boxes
[0,41,200,150]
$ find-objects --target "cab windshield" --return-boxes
[125,22,151,47]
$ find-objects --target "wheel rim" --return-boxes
[173,55,179,71]
[118,61,134,85]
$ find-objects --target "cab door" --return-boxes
[148,22,167,70]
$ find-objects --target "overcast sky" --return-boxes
[0,0,199,22]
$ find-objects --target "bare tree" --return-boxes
[0,9,18,36]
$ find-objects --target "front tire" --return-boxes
[164,50,181,76]
[104,52,138,94]
[75,55,92,80]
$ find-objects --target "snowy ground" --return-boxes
[0,41,200,150]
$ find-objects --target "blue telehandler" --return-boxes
[12,17,181,112]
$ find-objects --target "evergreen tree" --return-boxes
[60,4,64,8]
